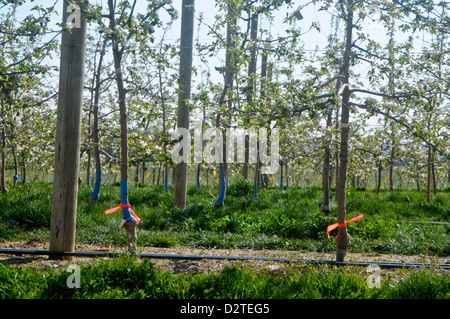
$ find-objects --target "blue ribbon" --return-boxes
[90,169,102,200]
[215,166,226,206]
[164,176,169,193]
[120,178,133,221]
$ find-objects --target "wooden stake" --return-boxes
[174,0,195,209]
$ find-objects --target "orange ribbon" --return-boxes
[327,214,363,238]
[105,203,141,224]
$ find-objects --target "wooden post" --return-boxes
[50,0,87,258]
[174,0,194,209]
[243,13,258,180]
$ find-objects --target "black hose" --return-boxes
[0,248,449,269]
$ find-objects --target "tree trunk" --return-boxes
[196,164,202,188]
[152,166,156,185]
[334,106,340,189]
[426,145,432,202]
[214,3,236,208]
[389,150,394,192]
[157,163,161,185]
[447,164,450,185]
[280,160,283,190]
[259,49,269,188]
[335,0,354,262]
[12,150,18,187]
[285,163,289,188]
[253,141,260,199]
[158,64,169,194]
[21,158,26,184]
[1,127,8,194]
[107,0,137,251]
[431,151,437,195]
[90,37,107,205]
[321,107,333,216]
[173,0,194,209]
[86,148,91,188]
[135,163,139,188]
[376,162,382,194]
[164,163,169,192]
[416,173,421,192]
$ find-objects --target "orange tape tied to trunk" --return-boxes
[327,214,363,238]
[105,203,141,224]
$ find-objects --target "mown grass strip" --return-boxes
[0,258,448,299]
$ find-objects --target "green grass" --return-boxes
[0,180,449,256]
[0,257,448,299]
[0,180,449,300]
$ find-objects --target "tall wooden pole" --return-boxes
[50,0,87,258]
[174,0,194,209]
[243,13,258,180]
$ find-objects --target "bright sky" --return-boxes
[9,0,428,79]
[9,0,435,125]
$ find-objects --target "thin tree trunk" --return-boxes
[157,163,161,185]
[389,152,394,192]
[432,157,437,195]
[215,3,236,208]
[90,37,107,205]
[1,127,8,194]
[259,49,268,188]
[447,164,450,185]
[254,141,260,199]
[164,163,169,192]
[135,162,139,188]
[335,0,354,262]
[377,163,382,194]
[280,160,283,190]
[12,145,18,187]
[152,166,156,185]
[158,64,169,193]
[107,0,137,251]
[321,107,333,216]
[427,145,432,202]
[335,105,340,189]
[197,164,202,188]
[22,158,26,184]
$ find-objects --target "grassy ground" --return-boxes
[0,257,448,299]
[0,179,448,299]
[1,179,449,256]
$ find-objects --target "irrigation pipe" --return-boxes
[410,221,450,226]
[0,248,449,270]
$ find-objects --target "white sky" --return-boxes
[8,0,438,129]
[9,0,430,79]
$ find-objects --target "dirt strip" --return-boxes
[1,239,449,275]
